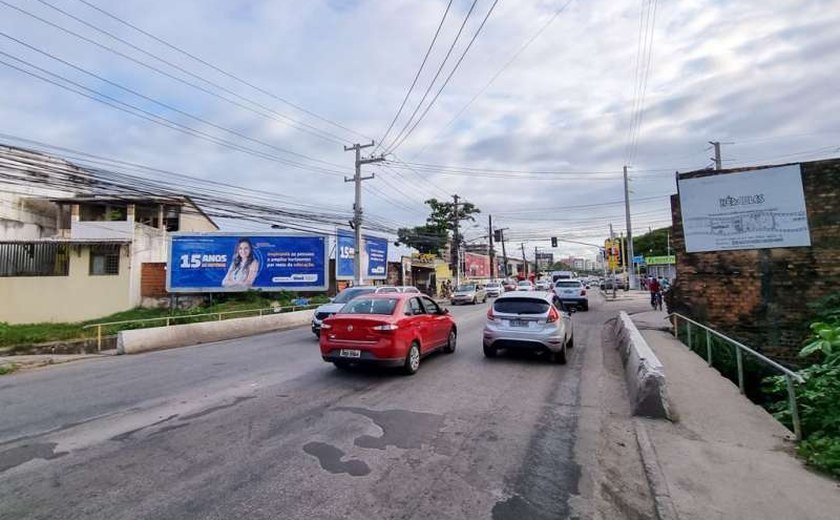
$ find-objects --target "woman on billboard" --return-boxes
[222,238,260,288]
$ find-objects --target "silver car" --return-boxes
[482,291,574,364]
[450,283,487,305]
[484,281,504,297]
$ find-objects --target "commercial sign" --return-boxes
[336,230,389,280]
[645,255,676,265]
[678,165,811,252]
[167,233,328,292]
[464,252,490,278]
[604,238,622,270]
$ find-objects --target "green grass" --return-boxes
[0,363,18,376]
[0,292,330,349]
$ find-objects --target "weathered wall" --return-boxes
[669,158,840,362]
[0,245,132,324]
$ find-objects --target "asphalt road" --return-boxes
[0,292,620,520]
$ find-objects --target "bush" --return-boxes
[798,435,840,478]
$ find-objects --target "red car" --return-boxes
[319,293,457,375]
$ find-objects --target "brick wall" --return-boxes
[669,158,840,363]
[141,262,167,297]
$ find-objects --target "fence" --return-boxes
[668,312,804,440]
[83,303,319,352]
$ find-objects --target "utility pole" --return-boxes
[498,228,509,278]
[610,223,617,299]
[520,242,527,278]
[534,246,539,277]
[344,141,383,285]
[451,194,461,286]
[623,165,637,291]
[488,215,495,279]
[709,141,722,170]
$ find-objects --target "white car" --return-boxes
[515,280,534,291]
[311,285,398,337]
[484,281,504,297]
[553,279,589,311]
[394,286,421,294]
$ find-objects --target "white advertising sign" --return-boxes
[679,165,811,252]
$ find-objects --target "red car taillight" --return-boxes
[547,306,560,323]
[487,308,495,321]
[580,289,586,296]
[372,323,399,331]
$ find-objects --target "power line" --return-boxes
[69,0,370,142]
[380,0,481,154]
[374,0,455,154]
[385,0,501,155]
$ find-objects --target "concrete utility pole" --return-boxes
[520,242,527,277]
[534,246,539,277]
[610,223,617,299]
[498,228,509,278]
[709,141,722,170]
[451,194,461,286]
[344,141,384,285]
[488,215,495,279]
[622,165,637,291]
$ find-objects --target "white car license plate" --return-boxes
[339,349,361,358]
[508,320,529,328]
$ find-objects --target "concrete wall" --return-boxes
[179,203,218,232]
[0,244,132,324]
[613,311,671,419]
[669,158,840,362]
[118,309,315,354]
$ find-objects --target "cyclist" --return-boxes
[648,276,662,310]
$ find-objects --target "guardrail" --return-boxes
[83,304,320,352]
[668,312,804,440]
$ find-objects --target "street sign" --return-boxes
[645,255,676,265]
[633,255,645,265]
[336,229,389,280]
[167,233,328,292]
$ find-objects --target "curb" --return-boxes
[613,312,671,419]
[634,419,680,520]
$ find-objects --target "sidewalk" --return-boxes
[632,311,840,520]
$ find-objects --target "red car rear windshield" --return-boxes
[340,298,399,315]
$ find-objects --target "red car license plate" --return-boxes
[339,349,361,358]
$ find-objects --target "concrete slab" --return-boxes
[637,329,840,520]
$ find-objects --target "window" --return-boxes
[0,242,69,277]
[90,246,120,275]
[421,297,441,315]
[407,297,424,316]
[340,298,399,315]
[493,298,550,315]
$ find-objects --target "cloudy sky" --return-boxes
[1,0,838,260]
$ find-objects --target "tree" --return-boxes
[425,198,480,232]
[549,261,574,271]
[633,226,672,257]
[395,225,449,255]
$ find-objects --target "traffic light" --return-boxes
[551,236,558,248]
[493,229,503,242]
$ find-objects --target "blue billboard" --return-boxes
[167,233,328,292]
[336,230,389,280]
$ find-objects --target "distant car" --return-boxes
[451,283,487,305]
[535,280,551,291]
[484,281,504,297]
[395,286,421,294]
[311,285,398,337]
[482,291,574,364]
[553,279,589,311]
[515,280,534,291]
[502,280,518,292]
[320,293,456,374]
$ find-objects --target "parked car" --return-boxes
[319,293,456,374]
[482,292,574,364]
[311,285,398,337]
[515,280,534,291]
[484,281,504,297]
[451,283,487,305]
[395,286,421,294]
[553,279,589,311]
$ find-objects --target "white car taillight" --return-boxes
[372,324,399,331]
[546,306,560,323]
[487,308,497,322]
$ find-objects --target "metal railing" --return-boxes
[83,303,320,352]
[668,312,804,441]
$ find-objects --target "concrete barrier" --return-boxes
[613,311,671,419]
[117,309,315,355]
